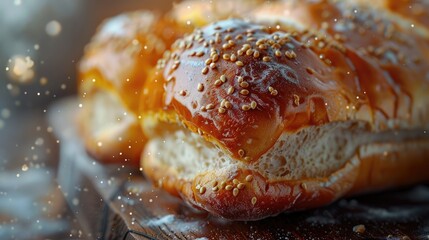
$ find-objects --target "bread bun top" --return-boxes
[140,19,370,161]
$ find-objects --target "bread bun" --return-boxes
[140,15,429,220]
[78,10,190,165]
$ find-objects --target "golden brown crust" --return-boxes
[354,0,429,30]
[77,10,192,165]
[140,2,429,219]
[253,0,429,126]
[150,19,360,161]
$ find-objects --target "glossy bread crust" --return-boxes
[77,10,191,165]
[140,0,429,220]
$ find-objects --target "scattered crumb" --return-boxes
[353,224,366,234]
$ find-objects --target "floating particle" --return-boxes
[35,138,44,146]
[72,198,79,206]
[1,109,11,119]
[39,77,48,85]
[7,55,35,84]
[45,20,62,36]
[21,164,28,172]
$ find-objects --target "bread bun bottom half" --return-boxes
[141,119,429,220]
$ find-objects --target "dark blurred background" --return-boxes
[0,1,172,239]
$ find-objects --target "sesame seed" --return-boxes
[233,188,239,197]
[224,100,232,109]
[256,39,265,45]
[206,103,215,110]
[196,184,201,190]
[246,49,254,56]
[222,43,230,49]
[238,149,245,157]
[251,197,257,205]
[242,44,251,50]
[285,50,297,59]
[271,89,278,96]
[240,81,249,88]
[200,106,207,112]
[223,54,230,60]
[301,182,308,191]
[236,61,244,67]
[230,54,237,62]
[225,185,233,191]
[199,186,206,194]
[228,40,235,46]
[293,94,300,106]
[212,54,219,62]
[220,99,226,108]
[197,83,204,92]
[210,62,216,69]
[215,36,221,43]
[306,67,315,74]
[250,101,257,109]
[240,89,249,95]
[275,50,282,57]
[235,34,243,40]
[237,183,245,189]
[215,79,223,86]
[212,186,219,191]
[272,43,281,49]
[196,51,205,57]
[218,107,226,114]
[258,44,268,50]
[224,34,232,41]
[247,37,256,42]
[263,56,271,62]
[179,90,186,96]
[237,49,244,56]
[237,76,243,83]
[202,66,209,75]
[245,175,253,182]
[205,59,212,65]
[227,86,235,95]
[253,50,260,58]
[233,179,239,185]
[220,181,226,189]
[242,104,250,111]
[220,75,226,82]
[197,128,203,135]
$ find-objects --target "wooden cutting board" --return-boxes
[50,98,429,240]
